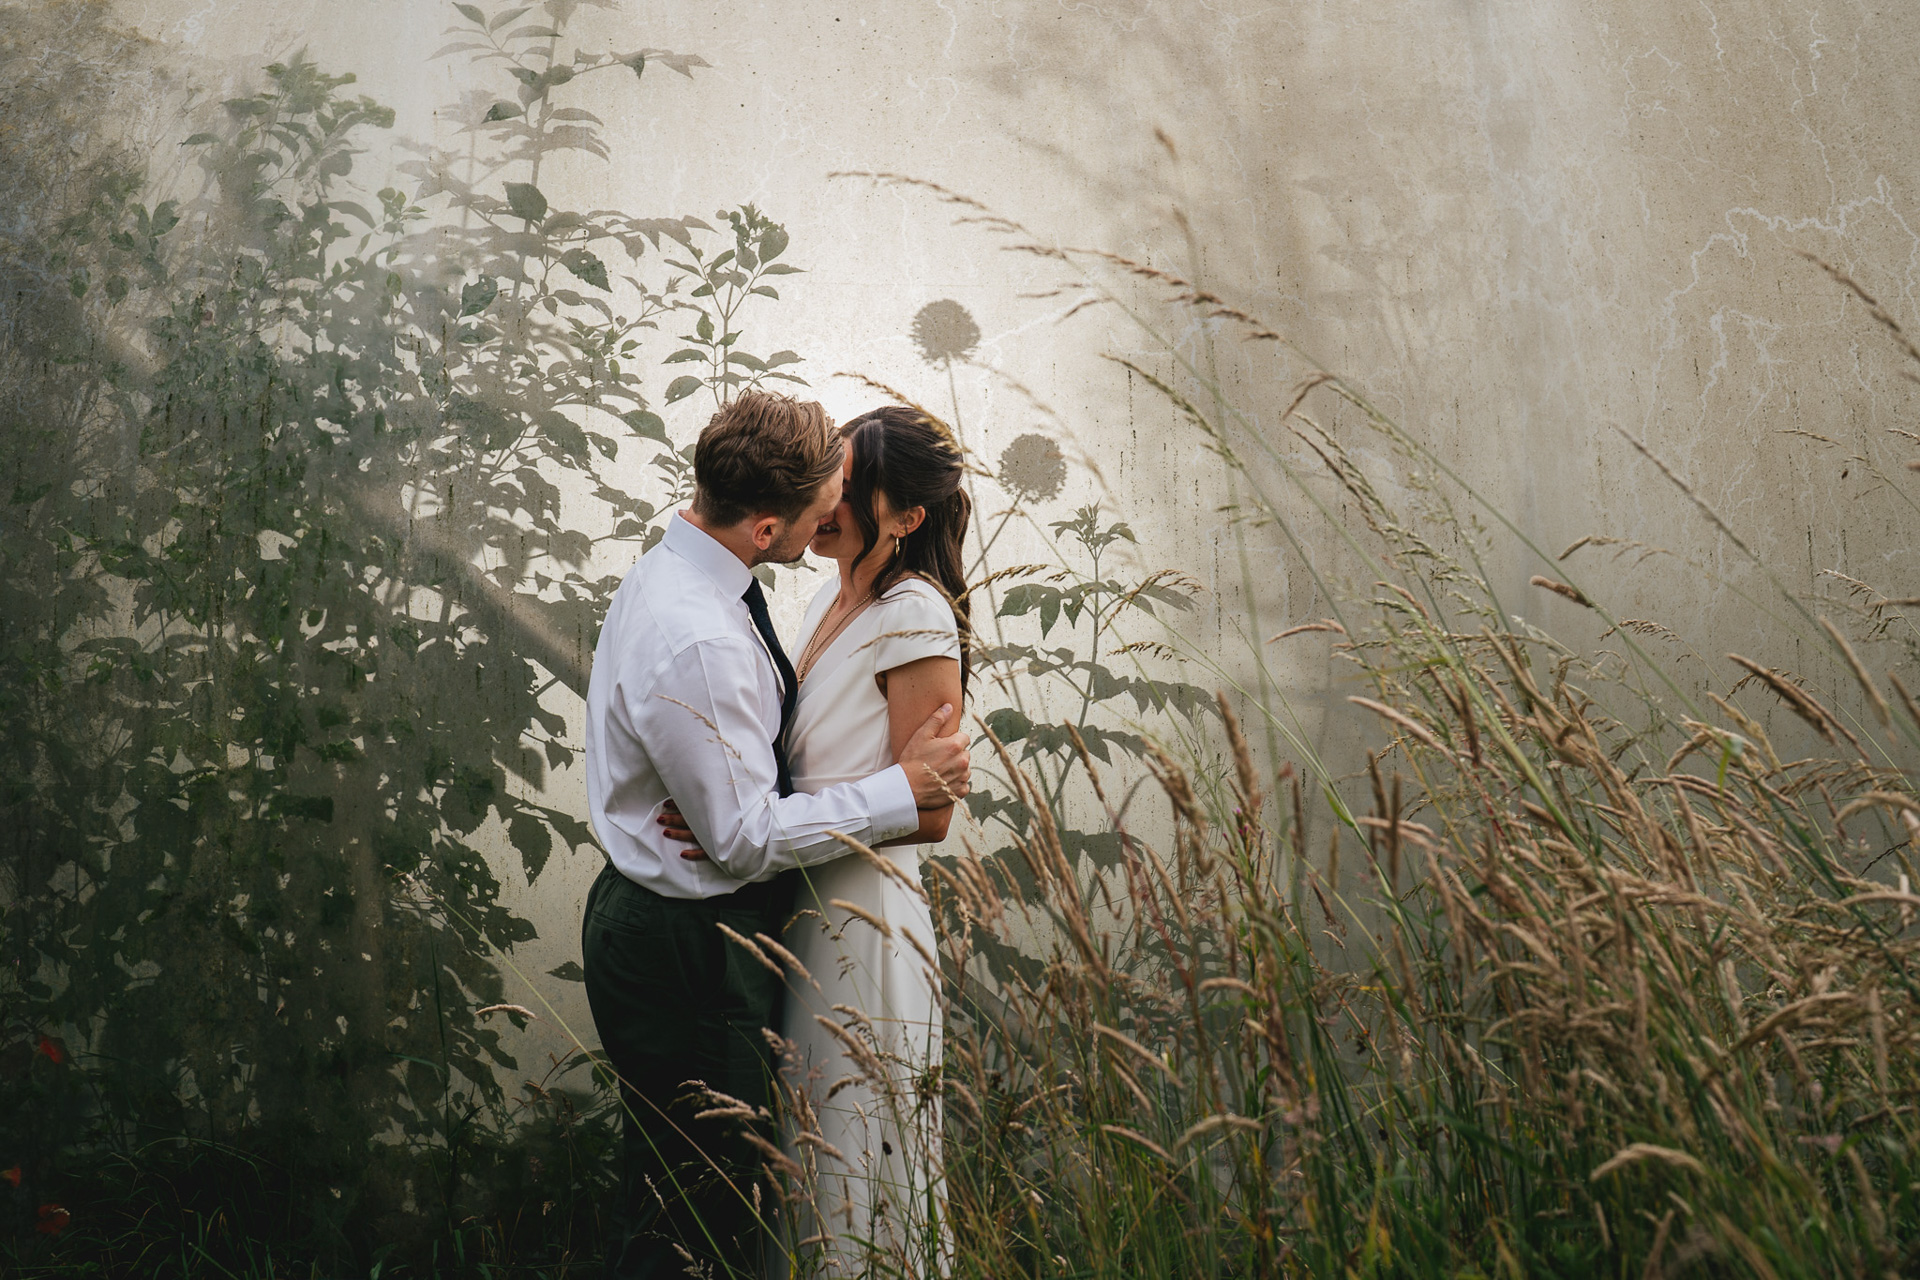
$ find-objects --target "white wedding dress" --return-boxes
[776,574,957,1278]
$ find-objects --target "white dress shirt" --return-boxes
[584,513,920,899]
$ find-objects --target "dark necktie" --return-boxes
[741,577,796,797]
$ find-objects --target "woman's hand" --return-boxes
[657,799,708,860]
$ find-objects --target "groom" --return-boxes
[580,390,971,1278]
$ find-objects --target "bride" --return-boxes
[664,404,969,1277]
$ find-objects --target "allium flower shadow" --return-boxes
[997,432,1066,502]
[911,299,980,366]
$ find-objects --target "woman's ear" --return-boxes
[897,505,926,538]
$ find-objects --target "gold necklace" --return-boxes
[796,591,876,682]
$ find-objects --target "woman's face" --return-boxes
[809,433,918,566]
[810,446,872,562]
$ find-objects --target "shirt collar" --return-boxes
[663,511,753,599]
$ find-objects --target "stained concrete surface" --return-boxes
[100,0,1920,1057]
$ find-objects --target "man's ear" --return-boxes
[748,514,782,551]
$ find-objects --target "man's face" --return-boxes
[752,447,845,566]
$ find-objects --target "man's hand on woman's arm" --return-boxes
[659,694,971,859]
[897,699,971,808]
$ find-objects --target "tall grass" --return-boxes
[740,181,1920,1280]
[931,640,1919,1276]
[749,502,1920,1279]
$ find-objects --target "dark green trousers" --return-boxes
[582,863,789,1280]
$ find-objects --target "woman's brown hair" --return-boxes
[840,405,973,691]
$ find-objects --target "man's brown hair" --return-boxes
[691,391,841,526]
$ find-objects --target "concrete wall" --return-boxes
[112,0,1920,1054]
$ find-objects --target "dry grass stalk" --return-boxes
[1795,247,1920,366]
[1820,614,1894,729]
[1530,574,1594,608]
[1727,653,1854,748]
[1888,670,1920,736]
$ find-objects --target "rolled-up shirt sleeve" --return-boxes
[628,634,919,881]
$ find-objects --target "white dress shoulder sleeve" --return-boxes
[866,579,961,673]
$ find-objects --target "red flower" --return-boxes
[1,1164,20,1187]
[35,1203,70,1235]
[35,1036,65,1065]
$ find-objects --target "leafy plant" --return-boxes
[0,1,811,1268]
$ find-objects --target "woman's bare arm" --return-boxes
[877,654,964,845]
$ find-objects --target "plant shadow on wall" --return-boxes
[0,0,813,1271]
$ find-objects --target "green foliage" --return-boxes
[0,1,805,1268]
[3,1049,614,1276]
